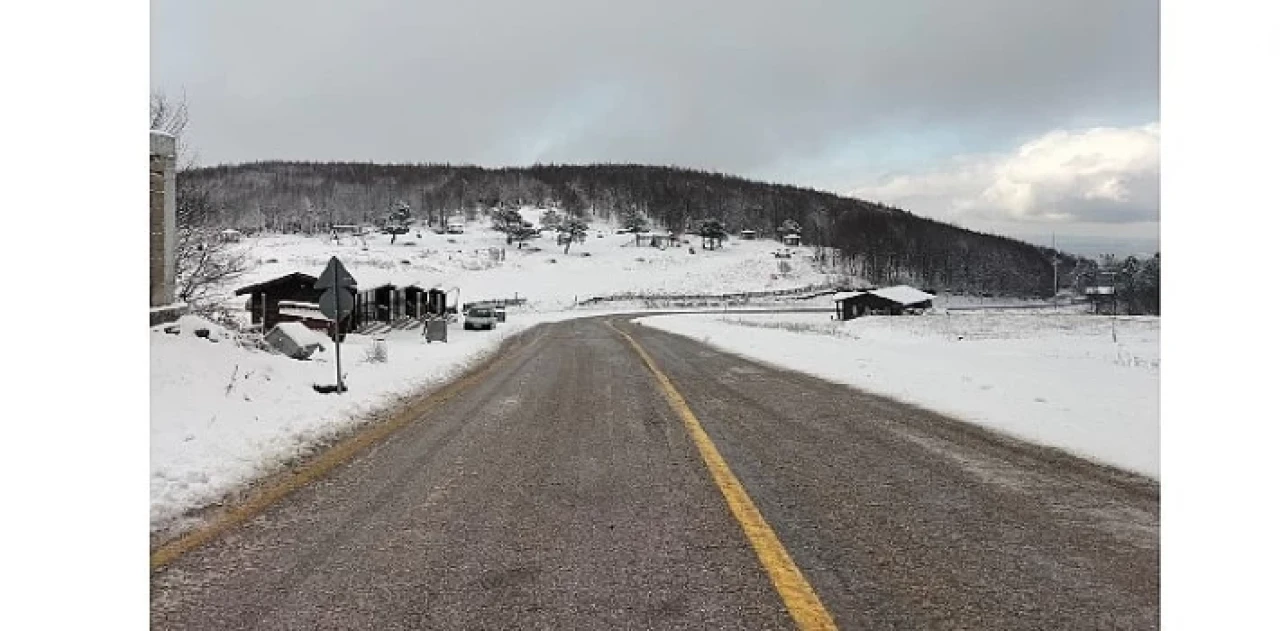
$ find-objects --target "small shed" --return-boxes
[265,322,327,360]
[1085,286,1116,314]
[782,233,802,247]
[635,232,676,248]
[740,229,757,240]
[833,285,935,320]
[235,272,322,332]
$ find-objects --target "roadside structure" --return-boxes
[234,272,323,332]
[834,285,935,320]
[1084,285,1117,314]
[150,131,186,325]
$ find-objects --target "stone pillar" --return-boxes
[150,131,177,307]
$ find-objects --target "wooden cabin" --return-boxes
[833,285,935,320]
[235,273,322,332]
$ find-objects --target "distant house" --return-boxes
[1085,286,1117,314]
[740,229,757,240]
[782,233,802,246]
[235,272,323,332]
[635,232,676,248]
[834,285,935,320]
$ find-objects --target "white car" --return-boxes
[464,306,497,330]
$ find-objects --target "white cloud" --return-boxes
[853,123,1160,228]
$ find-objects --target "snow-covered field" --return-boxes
[152,209,833,533]
[637,311,1159,478]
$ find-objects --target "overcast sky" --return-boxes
[152,0,1159,243]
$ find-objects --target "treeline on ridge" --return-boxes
[181,161,1086,296]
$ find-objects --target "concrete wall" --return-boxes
[150,131,177,308]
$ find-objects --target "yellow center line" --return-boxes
[605,319,838,631]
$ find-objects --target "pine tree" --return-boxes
[558,217,588,254]
[698,219,727,250]
[623,208,648,233]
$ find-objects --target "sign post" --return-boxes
[315,256,357,392]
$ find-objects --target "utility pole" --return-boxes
[1052,232,1058,310]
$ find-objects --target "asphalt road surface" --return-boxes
[151,315,1159,630]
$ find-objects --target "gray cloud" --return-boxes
[153,0,1157,178]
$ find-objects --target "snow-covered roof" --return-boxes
[783,233,801,239]
[869,285,935,305]
[271,321,329,347]
[1085,286,1115,295]
[831,291,866,302]
[233,272,319,295]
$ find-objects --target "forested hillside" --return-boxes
[181,162,1084,295]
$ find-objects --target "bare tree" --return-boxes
[173,181,249,309]
[150,91,197,169]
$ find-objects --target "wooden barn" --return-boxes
[834,285,935,320]
[235,273,323,332]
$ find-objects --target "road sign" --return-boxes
[314,256,357,394]
[318,287,355,320]
[315,256,357,290]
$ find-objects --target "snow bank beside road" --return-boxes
[636,312,1159,478]
[150,314,547,534]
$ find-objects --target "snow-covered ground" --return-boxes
[152,209,834,533]
[229,208,833,312]
[636,311,1159,478]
